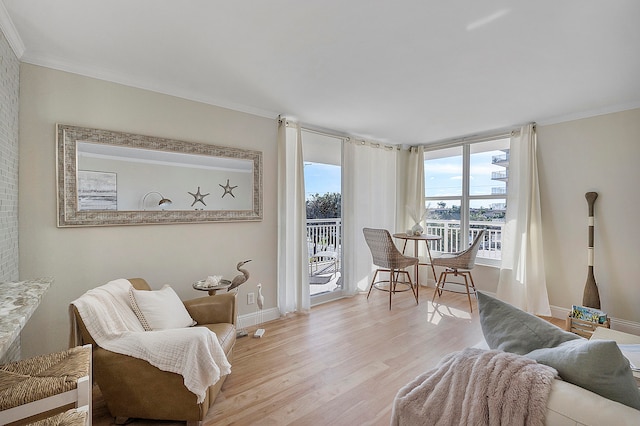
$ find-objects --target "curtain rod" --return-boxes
[300,126,348,140]
[416,123,535,151]
[300,125,401,150]
[279,116,400,150]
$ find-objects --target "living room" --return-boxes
[1,1,639,424]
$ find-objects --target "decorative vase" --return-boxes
[411,223,424,236]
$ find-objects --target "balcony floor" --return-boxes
[309,260,342,296]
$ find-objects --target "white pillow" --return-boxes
[129,285,196,331]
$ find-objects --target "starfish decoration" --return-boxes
[188,186,210,206]
[219,179,238,198]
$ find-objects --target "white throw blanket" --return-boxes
[71,279,231,403]
[391,348,557,426]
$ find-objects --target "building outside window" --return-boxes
[423,138,510,265]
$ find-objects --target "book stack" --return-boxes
[571,305,608,324]
[566,305,610,338]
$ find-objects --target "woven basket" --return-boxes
[565,313,610,338]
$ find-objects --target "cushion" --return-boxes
[528,339,640,410]
[477,291,640,411]
[129,285,196,331]
[477,291,580,355]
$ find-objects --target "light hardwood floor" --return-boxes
[92,290,561,425]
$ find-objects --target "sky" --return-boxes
[304,163,341,199]
[425,151,507,208]
[303,150,507,209]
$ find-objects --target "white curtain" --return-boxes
[342,139,398,295]
[496,124,551,315]
[277,118,310,315]
[401,146,426,258]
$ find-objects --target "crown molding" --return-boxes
[0,1,25,58]
[20,51,280,120]
[536,100,640,127]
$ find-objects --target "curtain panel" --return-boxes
[342,139,398,295]
[496,124,551,315]
[402,146,427,260]
[277,119,310,315]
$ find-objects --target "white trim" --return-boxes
[237,307,280,330]
[0,1,25,58]
[311,290,345,306]
[536,100,640,127]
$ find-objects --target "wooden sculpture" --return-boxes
[228,259,252,291]
[254,283,265,338]
[583,192,601,309]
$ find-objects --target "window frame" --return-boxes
[423,138,509,267]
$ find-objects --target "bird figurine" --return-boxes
[228,259,252,291]
[254,283,265,338]
[256,283,264,310]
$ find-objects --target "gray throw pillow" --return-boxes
[477,291,640,411]
[528,339,640,410]
[477,291,580,355]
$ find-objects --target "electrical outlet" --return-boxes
[247,292,255,305]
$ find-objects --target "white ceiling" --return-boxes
[2,0,640,145]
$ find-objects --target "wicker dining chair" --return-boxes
[363,228,419,309]
[431,229,485,312]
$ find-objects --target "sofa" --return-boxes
[470,341,640,425]
[392,292,640,425]
[71,278,236,425]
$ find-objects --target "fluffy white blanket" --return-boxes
[71,279,231,404]
[391,348,557,426]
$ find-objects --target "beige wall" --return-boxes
[537,108,640,325]
[18,64,278,357]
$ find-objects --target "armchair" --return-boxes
[71,278,236,425]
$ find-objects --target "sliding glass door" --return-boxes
[302,130,343,305]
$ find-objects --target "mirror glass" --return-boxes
[57,124,263,226]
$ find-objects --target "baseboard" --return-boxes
[236,296,640,335]
[237,307,280,330]
[550,305,640,335]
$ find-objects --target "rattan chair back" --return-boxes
[432,229,485,271]
[363,228,418,270]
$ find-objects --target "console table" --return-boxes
[0,277,52,363]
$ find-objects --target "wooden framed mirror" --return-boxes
[56,124,262,227]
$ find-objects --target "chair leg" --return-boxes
[389,269,394,310]
[367,269,380,299]
[432,271,446,302]
[467,271,477,294]
[467,271,477,310]
[462,273,473,313]
[407,271,419,305]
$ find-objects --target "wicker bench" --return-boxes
[0,344,92,425]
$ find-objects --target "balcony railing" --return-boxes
[491,171,509,180]
[307,218,342,256]
[424,220,503,260]
[492,153,510,164]
[305,217,503,273]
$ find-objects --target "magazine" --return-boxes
[618,344,640,372]
[571,305,608,324]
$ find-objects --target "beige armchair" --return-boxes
[71,278,236,425]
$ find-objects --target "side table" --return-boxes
[193,279,231,296]
[393,233,441,287]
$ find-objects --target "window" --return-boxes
[424,138,509,264]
